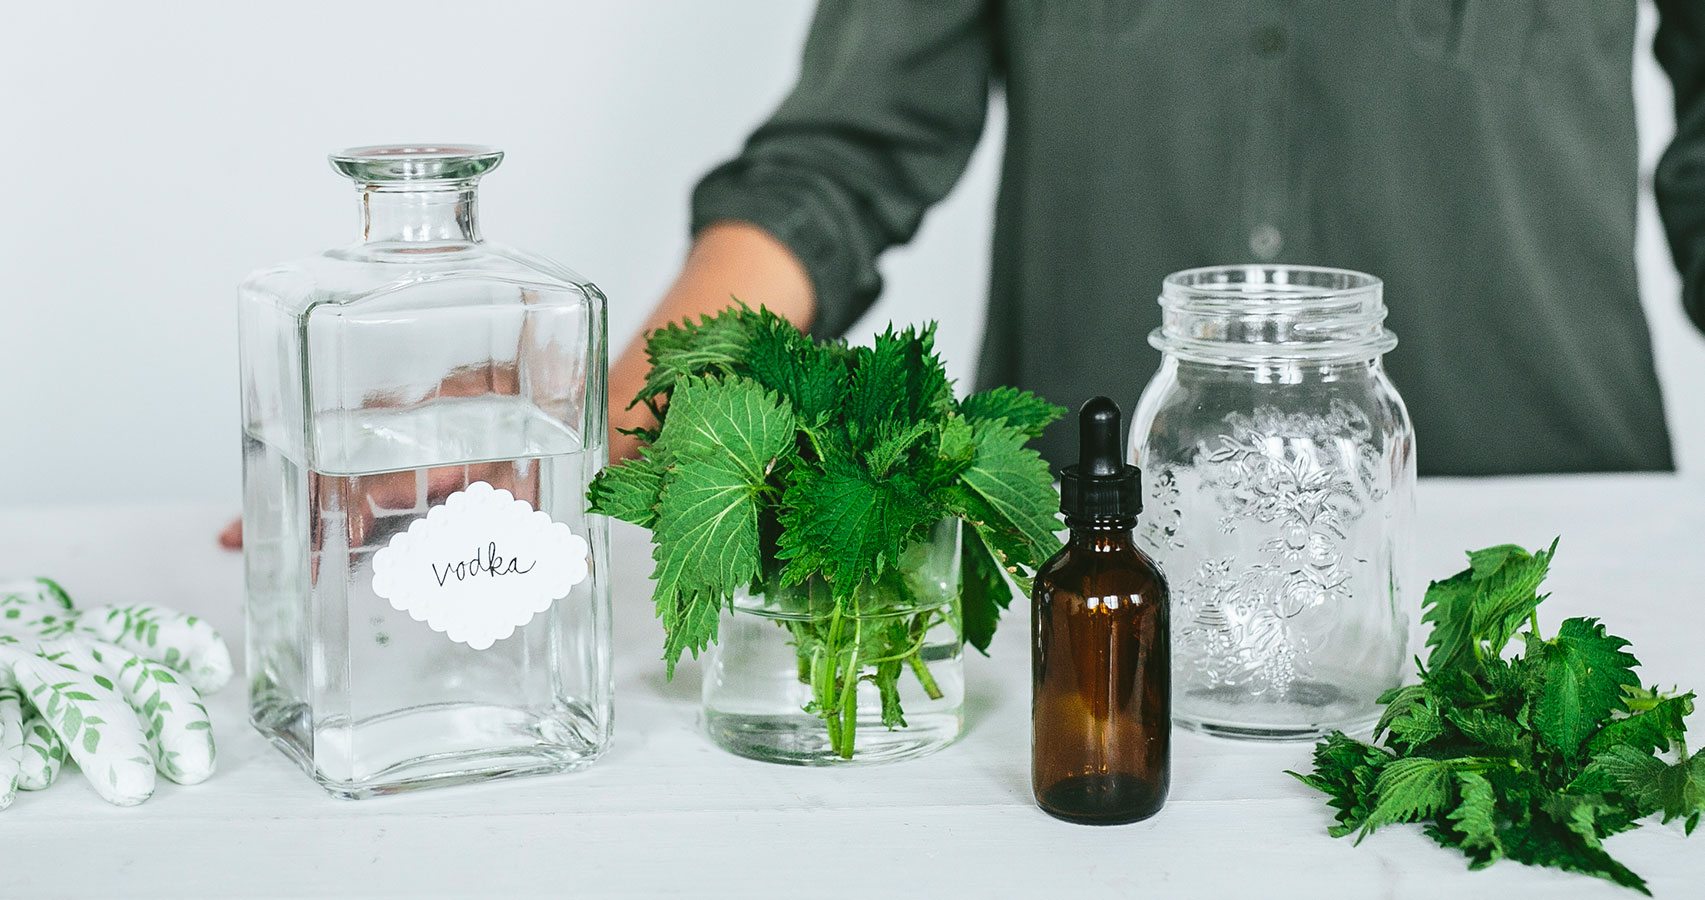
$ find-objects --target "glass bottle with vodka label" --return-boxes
[238,145,611,798]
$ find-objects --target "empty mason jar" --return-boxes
[1130,265,1415,741]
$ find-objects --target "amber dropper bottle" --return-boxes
[1032,396,1170,825]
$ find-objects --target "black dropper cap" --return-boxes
[1058,396,1142,521]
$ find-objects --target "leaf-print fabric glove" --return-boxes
[0,577,229,808]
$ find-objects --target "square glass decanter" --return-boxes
[238,145,612,798]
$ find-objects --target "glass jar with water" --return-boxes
[1130,265,1415,741]
[238,145,612,796]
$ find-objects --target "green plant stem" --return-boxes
[904,609,944,700]
[1529,610,1543,640]
[792,584,954,758]
[907,652,943,701]
[818,643,841,754]
[822,593,854,760]
[836,659,858,759]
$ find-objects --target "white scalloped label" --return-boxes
[370,482,589,650]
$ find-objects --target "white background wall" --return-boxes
[0,1,1699,506]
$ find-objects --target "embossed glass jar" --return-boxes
[1129,265,1415,741]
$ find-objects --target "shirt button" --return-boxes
[1251,25,1287,57]
[1250,224,1283,260]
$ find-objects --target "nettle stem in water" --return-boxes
[787,605,947,759]
[907,646,944,700]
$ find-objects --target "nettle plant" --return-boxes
[588,307,1063,758]
[1292,542,1704,894]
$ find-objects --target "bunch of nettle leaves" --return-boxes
[1294,541,1703,893]
[588,307,1063,758]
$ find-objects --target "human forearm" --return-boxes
[607,220,815,459]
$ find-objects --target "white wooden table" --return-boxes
[1,474,1702,898]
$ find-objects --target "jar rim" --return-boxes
[1161,264,1383,306]
[1153,264,1394,362]
[329,144,504,186]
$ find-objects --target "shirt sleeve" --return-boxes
[690,0,995,338]
[1654,0,1705,332]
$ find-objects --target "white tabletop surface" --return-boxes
[1,474,1702,899]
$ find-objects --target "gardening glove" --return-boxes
[0,577,229,807]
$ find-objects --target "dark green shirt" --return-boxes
[693,1,1705,475]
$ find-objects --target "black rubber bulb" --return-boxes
[1059,396,1141,519]
[1079,396,1123,478]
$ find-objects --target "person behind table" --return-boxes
[607,3,1705,476]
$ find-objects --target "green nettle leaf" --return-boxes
[943,484,1044,591]
[957,386,1066,439]
[1383,691,1448,751]
[892,325,953,424]
[1654,753,1705,827]
[1468,544,1531,581]
[1579,744,1668,814]
[957,420,1062,563]
[958,524,1013,655]
[842,330,915,448]
[741,309,848,425]
[1467,539,1555,654]
[1587,691,1694,757]
[660,376,796,481]
[1502,820,1650,895]
[1545,793,1610,848]
[841,325,953,446]
[1531,618,1640,756]
[775,456,936,596]
[1358,756,1462,841]
[652,455,766,594]
[873,654,906,729]
[1375,683,1454,751]
[1374,684,1428,739]
[1295,541,1700,893]
[635,309,755,406]
[657,589,723,675]
[1420,571,1480,675]
[918,415,977,493]
[1423,541,1553,675]
[586,451,666,528]
[650,456,767,673]
[1688,756,1705,835]
[644,375,796,675]
[864,420,936,479]
[1286,731,1391,838]
[1447,707,1524,752]
[1448,772,1504,864]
